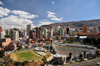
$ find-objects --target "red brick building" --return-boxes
[29,32,36,40]
[0,38,11,48]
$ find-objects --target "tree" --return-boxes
[32,60,34,62]
[77,34,80,40]
[22,61,28,66]
[63,41,68,43]
[69,52,72,61]
[97,38,100,44]
[83,38,91,44]
[90,38,98,46]
[15,62,21,66]
[79,54,83,61]
[17,46,22,50]
[42,56,47,65]
[0,50,5,58]
[84,51,86,58]
[66,57,70,62]
[70,38,74,42]
[5,35,10,38]
[97,44,100,49]
[66,38,70,41]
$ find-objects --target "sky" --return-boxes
[0,0,100,29]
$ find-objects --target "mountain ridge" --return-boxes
[44,19,100,27]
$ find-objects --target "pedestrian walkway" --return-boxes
[70,57,100,66]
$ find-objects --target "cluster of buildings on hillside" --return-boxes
[0,24,100,54]
[74,25,100,38]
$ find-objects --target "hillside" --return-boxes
[42,19,100,28]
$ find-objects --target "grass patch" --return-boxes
[11,51,42,62]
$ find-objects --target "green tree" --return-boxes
[84,51,86,58]
[63,41,68,43]
[83,38,91,44]
[0,50,5,58]
[15,62,21,66]
[42,56,47,65]
[22,61,28,66]
[70,38,74,42]
[5,35,10,38]
[91,38,97,45]
[97,38,100,44]
[77,34,80,40]
[69,52,72,61]
[32,60,34,62]
[79,54,83,61]
[18,46,22,50]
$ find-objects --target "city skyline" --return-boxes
[0,0,100,29]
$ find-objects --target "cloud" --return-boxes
[47,11,56,18]
[11,10,38,19]
[47,11,63,21]
[0,1,4,5]
[52,1,54,4]
[19,14,38,19]
[51,17,63,21]
[39,19,53,26]
[0,15,35,29]
[0,7,10,17]
[11,10,29,15]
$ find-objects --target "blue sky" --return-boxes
[0,0,100,29]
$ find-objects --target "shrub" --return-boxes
[97,44,100,49]
[32,60,34,62]
[42,56,47,64]
[22,61,28,66]
[69,52,72,58]
[18,47,22,50]
[63,41,68,43]
[15,62,21,66]
[0,50,5,58]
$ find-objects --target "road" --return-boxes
[70,58,100,66]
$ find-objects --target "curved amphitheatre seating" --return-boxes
[62,44,97,50]
[53,44,97,57]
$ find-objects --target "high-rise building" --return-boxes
[36,28,41,39]
[44,28,47,38]
[60,28,64,36]
[70,29,74,35]
[13,31,19,41]
[48,28,53,38]
[27,24,32,36]
[19,30,23,36]
[0,32,3,39]
[64,26,67,34]
[9,29,14,39]
[29,30,36,39]
[82,25,87,33]
[53,26,59,35]
[51,28,53,37]
[98,26,100,33]
[7,29,10,35]
[9,28,19,39]
[66,27,70,34]
[23,30,27,37]
[3,31,6,38]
